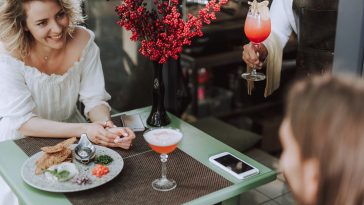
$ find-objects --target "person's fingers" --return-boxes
[110,127,136,142]
[244,46,261,68]
[107,127,128,137]
[99,140,123,148]
[114,135,133,144]
[99,127,135,146]
[93,132,111,146]
[243,53,256,68]
[242,50,251,63]
[112,136,132,149]
[123,138,133,144]
[96,139,110,147]
[253,56,261,65]
[97,131,119,144]
[113,136,133,144]
[105,120,116,128]
[243,44,253,62]
[247,46,259,62]
[116,136,134,145]
[105,143,119,148]
[89,136,99,145]
[117,142,132,150]
[123,127,136,139]
[113,137,123,143]
[119,128,129,137]
[242,44,249,59]
[94,133,124,148]
[114,137,133,144]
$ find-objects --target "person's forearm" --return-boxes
[18,117,86,138]
[88,104,111,123]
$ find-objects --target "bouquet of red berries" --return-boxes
[116,0,228,64]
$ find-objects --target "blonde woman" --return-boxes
[0,0,135,204]
[280,74,364,205]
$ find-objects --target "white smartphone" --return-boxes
[120,114,145,132]
[209,152,259,180]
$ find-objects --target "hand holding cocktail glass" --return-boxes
[143,128,183,191]
[241,0,271,81]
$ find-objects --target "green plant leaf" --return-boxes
[45,169,70,181]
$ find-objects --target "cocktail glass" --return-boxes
[241,1,271,81]
[143,128,183,191]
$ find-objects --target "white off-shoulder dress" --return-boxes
[0,27,111,205]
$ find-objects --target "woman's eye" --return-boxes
[37,21,47,27]
[57,11,66,19]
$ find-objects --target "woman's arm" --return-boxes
[19,117,87,138]
[87,104,114,127]
[18,114,135,149]
[18,117,120,147]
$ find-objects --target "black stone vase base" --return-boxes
[147,61,171,127]
[147,111,171,127]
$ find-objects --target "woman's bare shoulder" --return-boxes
[73,27,91,44]
[67,27,92,59]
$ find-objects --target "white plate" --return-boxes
[21,144,123,192]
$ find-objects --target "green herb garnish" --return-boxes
[45,169,70,181]
[94,155,113,165]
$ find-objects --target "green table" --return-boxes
[0,107,276,205]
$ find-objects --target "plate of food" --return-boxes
[21,137,124,192]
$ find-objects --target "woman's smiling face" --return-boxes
[24,0,69,50]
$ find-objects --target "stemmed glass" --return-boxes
[143,128,183,191]
[241,0,271,81]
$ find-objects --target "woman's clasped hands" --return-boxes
[84,122,136,149]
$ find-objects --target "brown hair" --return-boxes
[0,0,84,57]
[285,74,364,205]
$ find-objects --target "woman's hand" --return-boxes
[95,119,116,129]
[107,127,136,150]
[83,123,120,147]
[82,123,136,149]
[242,43,268,69]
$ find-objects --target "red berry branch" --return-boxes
[115,0,228,64]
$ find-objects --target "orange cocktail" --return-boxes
[144,128,182,154]
[143,128,183,191]
[149,144,178,154]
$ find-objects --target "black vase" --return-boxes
[147,61,171,127]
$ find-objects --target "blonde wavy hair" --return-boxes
[0,0,85,58]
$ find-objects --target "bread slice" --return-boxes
[40,137,77,154]
[35,137,77,175]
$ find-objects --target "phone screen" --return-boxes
[214,154,254,174]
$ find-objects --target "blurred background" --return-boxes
[85,0,299,155]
